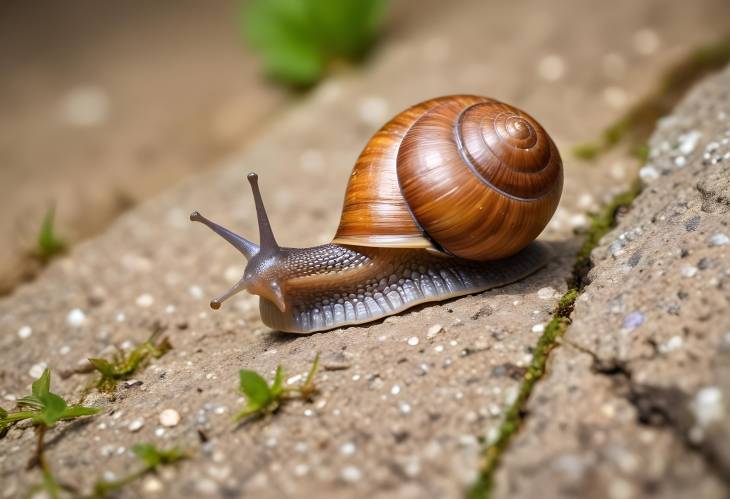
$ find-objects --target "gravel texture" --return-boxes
[1,1,730,498]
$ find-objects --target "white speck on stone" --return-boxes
[674,155,687,167]
[681,266,698,278]
[537,287,558,300]
[17,326,32,339]
[537,54,565,81]
[189,286,204,299]
[59,345,71,355]
[136,293,154,307]
[577,193,594,209]
[142,476,163,494]
[29,362,47,379]
[159,409,180,427]
[427,324,444,338]
[224,266,241,283]
[407,336,419,346]
[434,345,444,353]
[399,402,412,414]
[608,477,635,499]
[303,409,314,417]
[532,323,545,334]
[195,478,218,495]
[357,96,389,127]
[340,442,356,455]
[128,418,144,432]
[632,28,660,55]
[287,374,303,385]
[155,427,165,437]
[115,312,125,322]
[293,463,310,476]
[66,308,86,327]
[659,335,683,353]
[391,384,401,395]
[639,165,659,182]
[341,466,362,483]
[164,304,176,314]
[678,130,701,155]
[60,84,110,126]
[569,213,588,229]
[602,86,628,109]
[504,386,519,405]
[691,387,724,428]
[708,233,729,247]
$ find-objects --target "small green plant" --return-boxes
[235,353,320,421]
[241,0,388,87]
[0,369,99,499]
[90,443,187,498]
[87,330,172,393]
[37,206,66,262]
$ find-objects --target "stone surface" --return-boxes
[495,66,730,499]
[1,1,730,498]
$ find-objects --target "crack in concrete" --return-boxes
[467,184,641,499]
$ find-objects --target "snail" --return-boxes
[191,95,562,333]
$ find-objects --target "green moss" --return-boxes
[572,178,642,288]
[36,207,66,263]
[468,310,573,499]
[574,35,730,161]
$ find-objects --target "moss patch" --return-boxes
[573,35,730,161]
[468,181,643,499]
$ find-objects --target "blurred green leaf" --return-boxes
[239,370,273,407]
[131,443,187,470]
[87,333,172,393]
[0,369,99,435]
[241,0,388,86]
[37,206,66,262]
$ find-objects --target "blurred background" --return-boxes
[1,0,729,295]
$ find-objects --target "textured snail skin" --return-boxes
[258,242,551,333]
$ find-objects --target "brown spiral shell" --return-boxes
[333,95,562,261]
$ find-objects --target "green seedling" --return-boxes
[91,443,188,498]
[0,369,99,499]
[87,330,172,393]
[0,369,99,437]
[37,206,66,262]
[234,353,320,421]
[241,0,388,87]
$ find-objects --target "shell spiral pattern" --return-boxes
[335,95,563,261]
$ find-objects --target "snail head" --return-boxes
[190,173,287,313]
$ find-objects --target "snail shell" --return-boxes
[333,95,562,260]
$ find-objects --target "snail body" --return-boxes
[191,95,562,333]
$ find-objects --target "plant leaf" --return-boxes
[32,368,52,398]
[37,206,66,262]
[35,392,67,427]
[88,358,116,378]
[61,405,100,420]
[132,443,187,470]
[239,370,273,408]
[270,366,285,397]
[302,353,320,390]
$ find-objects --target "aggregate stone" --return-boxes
[495,66,730,499]
[2,1,730,498]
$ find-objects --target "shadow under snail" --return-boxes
[191,95,563,334]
